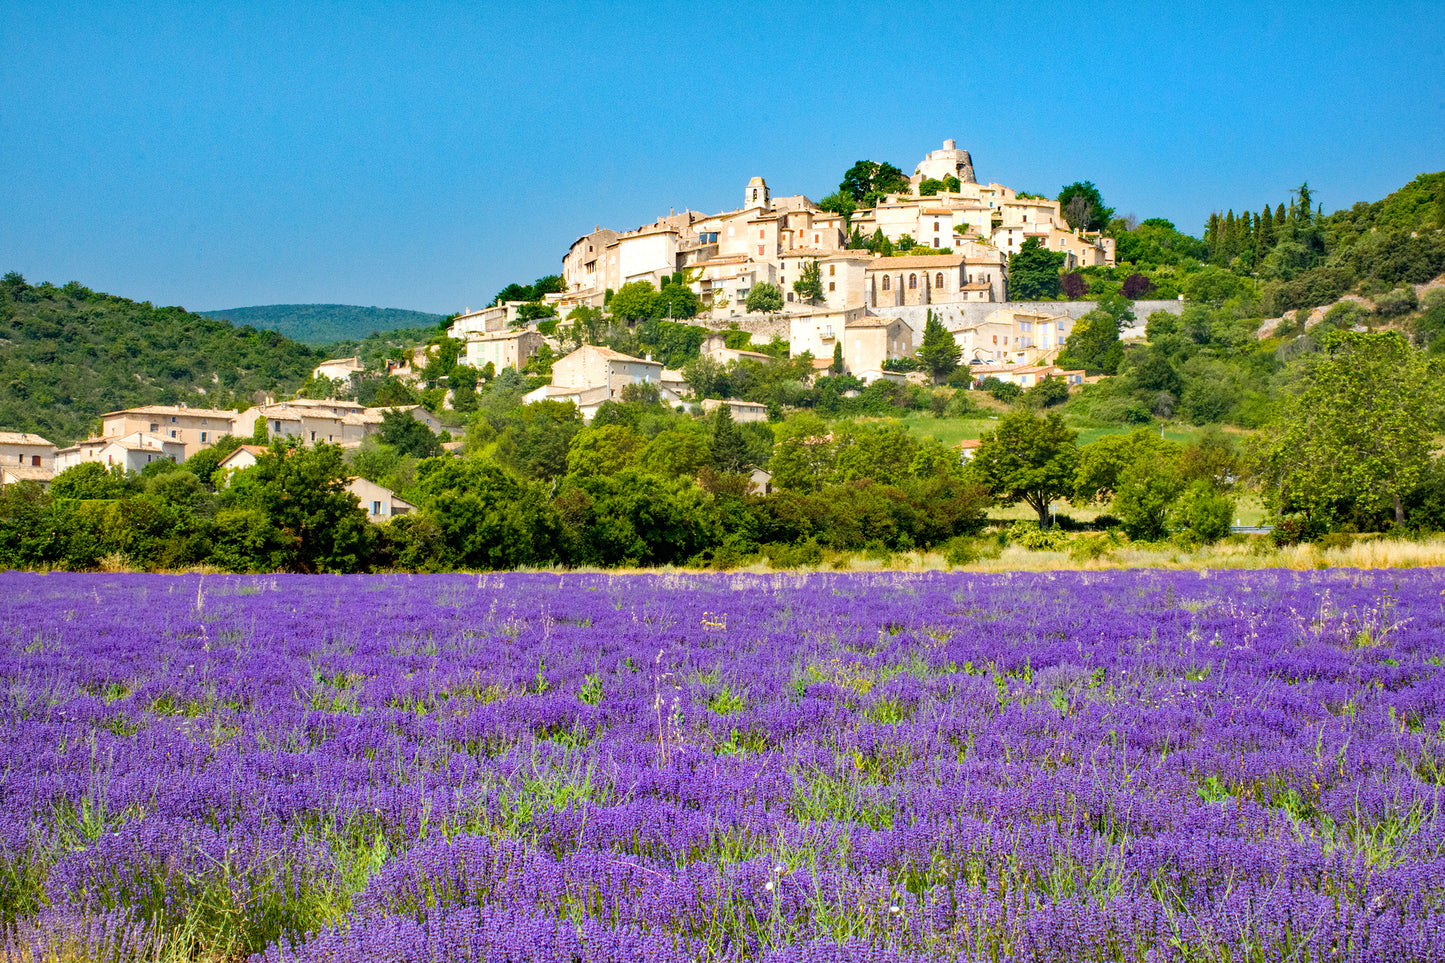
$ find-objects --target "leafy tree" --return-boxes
[222,440,373,572]
[831,341,844,375]
[793,260,824,304]
[918,178,945,196]
[608,281,658,322]
[1112,451,1184,541]
[682,355,726,400]
[840,160,910,204]
[1060,272,1088,299]
[1175,480,1235,543]
[745,282,783,314]
[1023,375,1069,408]
[918,309,961,382]
[1120,273,1156,299]
[653,281,699,320]
[967,411,1079,527]
[1260,330,1443,528]
[1058,294,1135,375]
[1006,237,1065,300]
[495,399,582,480]
[1057,181,1114,232]
[49,462,135,500]
[379,408,444,458]
[410,457,560,569]
[638,423,712,477]
[816,192,857,226]
[566,424,643,477]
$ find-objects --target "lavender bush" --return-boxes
[2,569,1443,962]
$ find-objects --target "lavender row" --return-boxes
[2,569,1443,961]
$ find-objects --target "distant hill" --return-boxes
[0,274,323,446]
[199,304,449,345]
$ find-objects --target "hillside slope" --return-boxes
[0,274,322,446]
[199,303,448,345]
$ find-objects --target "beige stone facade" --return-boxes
[347,477,415,521]
[841,317,913,375]
[550,345,663,399]
[0,432,56,472]
[465,329,544,372]
[101,406,246,459]
[55,432,185,473]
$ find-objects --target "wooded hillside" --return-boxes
[198,304,448,344]
[0,274,321,445]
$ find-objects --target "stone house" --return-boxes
[0,432,56,472]
[346,477,415,522]
[101,405,246,459]
[700,398,769,423]
[313,356,365,381]
[841,316,913,376]
[55,432,185,473]
[465,329,545,373]
[550,345,663,399]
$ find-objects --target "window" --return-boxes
[759,229,765,238]
[882,276,890,291]
[758,245,765,256]
[200,432,208,443]
[150,423,159,432]
[829,282,835,292]
[909,274,917,290]
[31,455,39,467]
[170,416,177,423]
[169,429,177,438]
[310,431,316,441]
[372,501,382,515]
[814,234,819,244]
[935,273,944,288]
[829,264,835,276]
[932,239,940,248]
[787,292,794,302]
[934,221,939,231]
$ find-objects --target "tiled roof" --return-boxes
[0,432,54,446]
[101,405,240,419]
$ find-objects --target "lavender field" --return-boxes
[2,569,1444,963]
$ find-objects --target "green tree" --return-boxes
[410,457,561,569]
[1057,181,1114,232]
[495,399,582,480]
[831,341,844,375]
[709,403,753,474]
[793,260,824,304]
[968,411,1079,526]
[745,282,784,314]
[1057,295,1135,375]
[652,281,700,320]
[222,440,373,573]
[1112,449,1184,541]
[566,424,643,477]
[608,281,658,322]
[379,408,444,458]
[840,160,910,204]
[1006,237,1065,300]
[1259,330,1443,528]
[918,309,961,382]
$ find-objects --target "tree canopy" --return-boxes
[967,411,1080,527]
[1259,330,1444,528]
[1006,237,1065,300]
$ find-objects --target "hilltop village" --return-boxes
[443,139,1170,420]
[5,139,1175,495]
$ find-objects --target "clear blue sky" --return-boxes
[3,1,1441,315]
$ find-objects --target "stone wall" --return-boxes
[872,299,1185,339]
[700,312,792,344]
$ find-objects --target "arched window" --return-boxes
[882,276,890,291]
[935,273,944,288]
[908,274,917,290]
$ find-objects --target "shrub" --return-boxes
[1007,520,1069,551]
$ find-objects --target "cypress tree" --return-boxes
[709,403,751,474]
[1258,205,1275,249]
